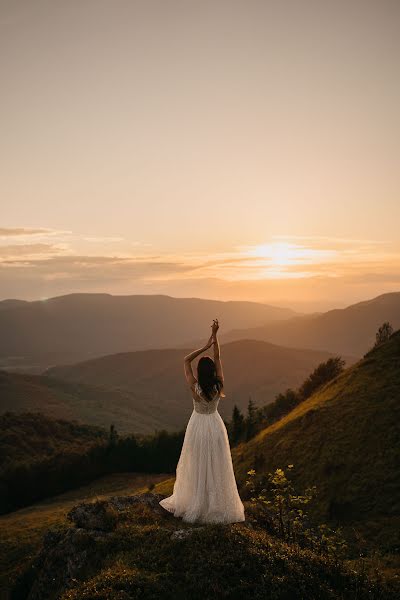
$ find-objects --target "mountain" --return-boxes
[0,293,298,372]
[46,340,357,426]
[0,299,28,311]
[0,371,171,435]
[232,329,400,552]
[221,292,400,357]
[0,412,107,471]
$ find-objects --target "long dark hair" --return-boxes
[197,356,223,402]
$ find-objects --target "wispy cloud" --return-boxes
[271,234,391,247]
[0,230,399,305]
[82,236,125,243]
[0,255,197,283]
[0,243,67,258]
[0,227,58,237]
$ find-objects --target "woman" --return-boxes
[159,318,245,524]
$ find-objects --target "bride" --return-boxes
[159,318,245,524]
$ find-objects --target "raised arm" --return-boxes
[211,319,224,387]
[184,334,214,387]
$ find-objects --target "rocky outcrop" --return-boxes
[67,492,166,531]
[16,492,248,600]
[22,493,169,600]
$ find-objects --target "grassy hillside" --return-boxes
[46,339,352,423]
[0,412,106,470]
[8,491,399,600]
[0,371,173,434]
[0,292,297,371]
[222,291,400,356]
[0,472,169,598]
[232,329,400,552]
[0,410,186,516]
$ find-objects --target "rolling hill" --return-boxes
[0,292,297,372]
[232,329,400,552]
[0,412,107,471]
[221,292,400,357]
[0,299,28,311]
[0,371,171,435]
[46,340,356,426]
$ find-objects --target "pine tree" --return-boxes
[108,424,118,447]
[245,397,257,441]
[230,404,245,446]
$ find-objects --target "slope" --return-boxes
[232,330,400,551]
[0,412,106,470]
[7,492,398,600]
[0,371,171,435]
[46,340,355,423]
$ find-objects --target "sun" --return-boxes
[244,241,337,270]
[249,242,298,266]
[268,243,294,266]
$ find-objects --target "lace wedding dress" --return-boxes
[159,381,245,524]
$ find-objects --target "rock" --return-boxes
[27,527,104,600]
[67,499,117,532]
[170,526,207,540]
[108,491,167,515]
[20,493,170,600]
[19,493,230,599]
[67,492,167,531]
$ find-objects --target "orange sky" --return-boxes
[1,1,399,311]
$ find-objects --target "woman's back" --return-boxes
[192,381,220,414]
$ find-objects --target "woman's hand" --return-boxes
[211,318,219,338]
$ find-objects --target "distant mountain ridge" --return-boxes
[1,339,354,434]
[0,293,298,371]
[0,299,29,311]
[220,292,400,356]
[45,339,357,428]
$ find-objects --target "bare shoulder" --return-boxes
[191,382,205,403]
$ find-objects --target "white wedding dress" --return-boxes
[159,381,245,524]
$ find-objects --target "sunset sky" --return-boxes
[1,0,399,311]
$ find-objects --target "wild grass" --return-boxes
[232,331,400,556]
[0,472,168,597]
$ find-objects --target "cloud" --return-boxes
[0,228,72,242]
[271,234,391,247]
[0,244,66,258]
[0,230,399,307]
[82,236,125,243]
[0,254,197,283]
[0,227,56,237]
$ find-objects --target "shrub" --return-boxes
[245,465,348,561]
[374,322,394,348]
